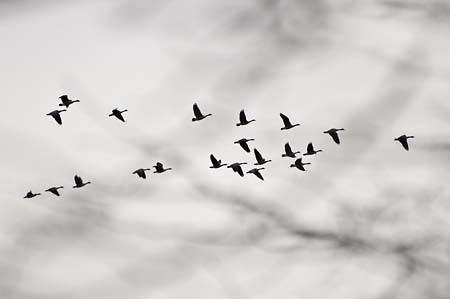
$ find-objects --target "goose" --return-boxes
[280,113,300,130]
[227,162,247,177]
[303,142,322,156]
[24,191,41,199]
[45,186,64,196]
[153,162,172,173]
[73,175,91,188]
[58,95,80,108]
[395,135,415,151]
[210,154,227,168]
[290,158,311,171]
[46,109,66,125]
[192,103,212,121]
[133,168,151,179]
[234,138,255,153]
[247,168,265,180]
[282,142,300,158]
[254,148,272,165]
[236,109,255,126]
[324,128,345,144]
[109,108,128,122]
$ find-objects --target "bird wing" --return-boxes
[116,112,125,122]
[59,95,69,103]
[280,113,291,127]
[140,171,146,179]
[52,113,62,125]
[193,103,203,118]
[239,110,247,123]
[53,189,60,196]
[236,165,244,177]
[285,143,293,154]
[254,170,264,180]
[74,175,82,186]
[399,139,409,150]
[307,143,313,153]
[210,154,219,165]
[329,131,340,144]
[254,148,263,163]
[240,141,250,153]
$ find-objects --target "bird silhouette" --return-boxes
[282,142,301,158]
[46,109,66,125]
[395,135,415,151]
[58,95,80,108]
[324,128,345,144]
[73,175,91,188]
[192,103,212,121]
[133,168,151,179]
[23,191,41,198]
[153,162,172,173]
[210,154,227,168]
[236,109,255,126]
[227,162,247,177]
[280,113,300,130]
[253,148,272,165]
[303,142,323,156]
[247,168,265,180]
[290,158,311,171]
[234,138,255,153]
[45,186,64,196]
[109,108,128,122]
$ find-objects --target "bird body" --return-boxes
[73,175,91,188]
[395,135,414,151]
[227,162,247,177]
[324,128,345,144]
[46,109,67,125]
[280,113,300,130]
[58,95,80,108]
[282,142,300,158]
[290,158,311,171]
[254,148,271,165]
[247,167,265,180]
[45,186,64,196]
[234,138,255,153]
[210,154,227,168]
[303,142,322,156]
[192,103,212,121]
[133,168,151,179]
[236,109,255,126]
[153,162,172,173]
[109,108,128,122]
[24,191,41,198]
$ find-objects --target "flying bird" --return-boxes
[247,168,265,180]
[253,148,271,165]
[324,128,345,144]
[282,142,300,158]
[109,108,128,122]
[73,175,91,188]
[46,109,67,125]
[303,142,323,156]
[45,186,64,196]
[234,138,255,153]
[236,109,255,126]
[192,103,212,121]
[290,158,311,171]
[153,162,172,173]
[23,191,41,199]
[280,113,300,130]
[210,154,227,168]
[227,162,247,177]
[58,95,80,108]
[395,135,415,151]
[133,168,151,179]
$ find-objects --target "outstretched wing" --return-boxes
[193,103,203,118]
[399,139,409,150]
[254,148,263,163]
[74,175,82,186]
[329,131,340,144]
[59,95,69,103]
[284,143,293,154]
[280,113,292,127]
[52,113,62,125]
[116,112,125,122]
[140,171,147,179]
[307,143,314,153]
[235,165,244,177]
[239,110,247,123]
[210,154,219,165]
[254,170,264,180]
[240,141,250,153]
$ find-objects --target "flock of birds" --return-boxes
[23,96,415,198]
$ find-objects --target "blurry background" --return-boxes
[0,0,449,298]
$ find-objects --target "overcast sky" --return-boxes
[0,1,449,298]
